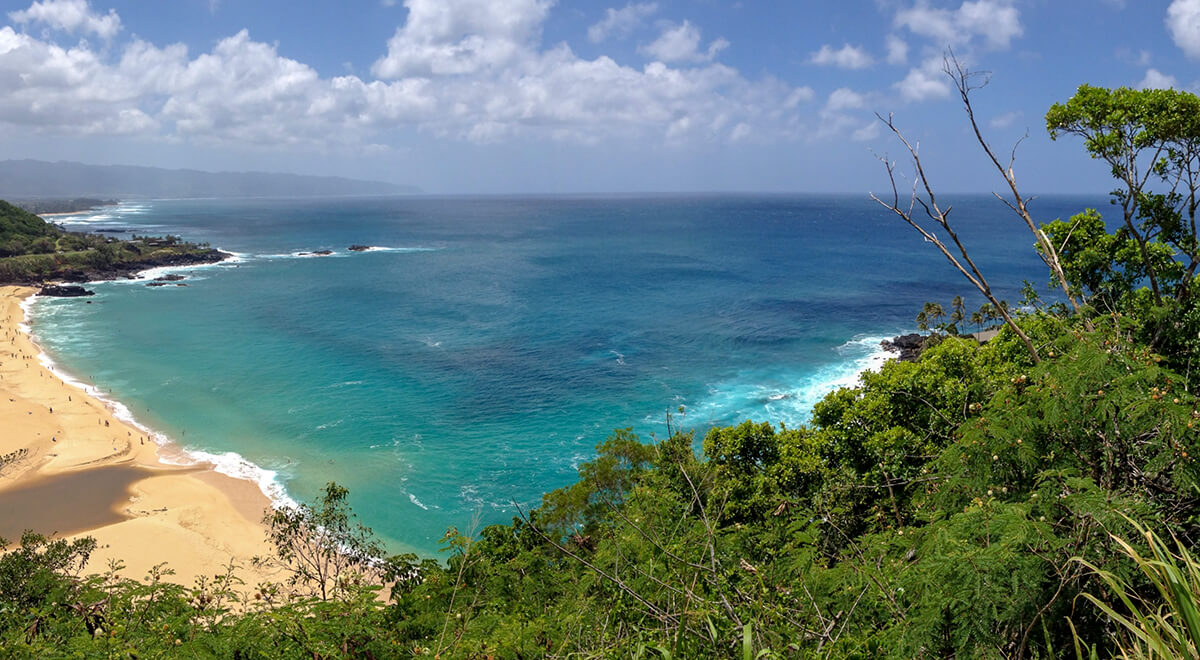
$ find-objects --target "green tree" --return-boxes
[950,294,965,329]
[1046,85,1200,307]
[255,482,401,602]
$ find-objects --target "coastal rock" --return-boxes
[881,333,927,362]
[348,245,370,252]
[153,274,186,282]
[145,281,170,287]
[38,284,94,297]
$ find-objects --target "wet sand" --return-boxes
[0,464,157,540]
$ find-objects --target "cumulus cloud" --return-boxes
[588,2,657,43]
[9,0,120,39]
[0,0,812,148]
[809,43,873,69]
[371,0,552,78]
[1138,67,1178,89]
[893,61,950,102]
[895,0,1022,50]
[825,87,866,112]
[639,20,728,63]
[1168,0,1200,58]
[813,88,871,140]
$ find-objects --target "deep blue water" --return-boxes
[29,194,1102,554]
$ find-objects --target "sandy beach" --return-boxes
[0,285,275,587]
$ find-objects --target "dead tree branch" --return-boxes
[870,113,1041,364]
[942,52,1094,332]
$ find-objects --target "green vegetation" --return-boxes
[4,82,1200,658]
[0,200,222,283]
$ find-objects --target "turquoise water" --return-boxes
[29,194,1100,554]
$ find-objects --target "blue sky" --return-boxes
[0,0,1196,194]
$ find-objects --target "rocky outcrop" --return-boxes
[38,284,94,297]
[348,245,370,252]
[881,333,927,362]
[153,274,186,282]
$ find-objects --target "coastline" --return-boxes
[0,285,275,587]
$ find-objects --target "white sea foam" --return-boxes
[19,295,298,511]
[255,246,436,259]
[408,493,430,510]
[685,333,900,429]
[327,380,364,388]
[315,418,344,431]
[257,251,347,260]
[159,448,297,509]
[96,252,247,286]
[358,246,437,253]
[459,484,510,511]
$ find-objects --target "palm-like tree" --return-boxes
[923,301,945,330]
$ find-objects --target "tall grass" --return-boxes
[1073,519,1200,659]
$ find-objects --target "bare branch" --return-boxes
[941,50,1093,331]
[871,108,1042,363]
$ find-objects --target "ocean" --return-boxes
[27,194,1101,554]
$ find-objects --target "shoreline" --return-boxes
[0,285,275,587]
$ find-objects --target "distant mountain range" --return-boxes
[0,159,419,199]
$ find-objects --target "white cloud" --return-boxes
[639,20,728,63]
[815,88,871,140]
[851,121,880,142]
[825,87,866,112]
[9,0,120,40]
[809,43,873,69]
[885,35,907,65]
[1138,67,1178,89]
[588,3,657,43]
[893,61,950,102]
[372,0,553,78]
[0,26,150,133]
[0,0,812,149]
[895,0,1022,50]
[1168,0,1200,59]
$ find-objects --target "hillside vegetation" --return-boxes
[2,82,1200,658]
[0,199,225,284]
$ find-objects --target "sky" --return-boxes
[0,0,1196,194]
